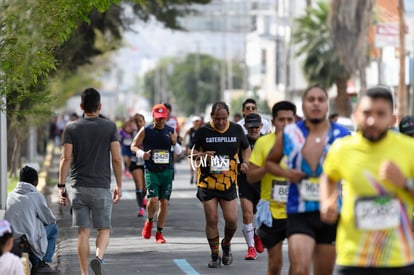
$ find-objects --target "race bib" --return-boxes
[355,196,400,231]
[271,180,288,203]
[299,177,320,201]
[123,138,132,146]
[153,150,170,164]
[210,155,230,174]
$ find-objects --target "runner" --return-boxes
[130,113,147,217]
[130,104,182,244]
[247,101,297,275]
[237,98,272,135]
[238,113,264,261]
[320,85,414,275]
[119,118,135,179]
[191,101,251,268]
[265,85,350,275]
[182,116,202,184]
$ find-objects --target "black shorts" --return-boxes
[286,212,337,245]
[334,264,414,275]
[237,174,260,205]
[197,185,238,202]
[256,218,287,249]
[129,161,144,172]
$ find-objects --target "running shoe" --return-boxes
[244,246,257,260]
[208,254,221,268]
[254,230,264,253]
[137,208,145,217]
[155,232,167,244]
[221,241,233,265]
[90,257,104,275]
[141,221,153,239]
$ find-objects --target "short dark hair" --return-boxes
[210,101,229,116]
[358,85,394,111]
[272,101,297,119]
[81,88,101,113]
[19,165,38,185]
[302,84,328,99]
[329,113,339,120]
[163,102,172,111]
[242,98,256,110]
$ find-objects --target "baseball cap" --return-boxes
[152,104,168,119]
[399,115,414,135]
[0,220,12,237]
[191,116,201,122]
[245,113,262,128]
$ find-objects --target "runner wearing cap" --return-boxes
[237,98,272,135]
[183,116,202,184]
[320,86,414,275]
[130,104,182,244]
[238,113,264,260]
[399,115,414,137]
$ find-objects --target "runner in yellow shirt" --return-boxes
[247,101,297,275]
[321,86,414,275]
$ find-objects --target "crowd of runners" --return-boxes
[5,85,412,275]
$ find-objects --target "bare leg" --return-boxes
[267,242,284,275]
[288,234,315,275]
[313,244,335,275]
[157,199,169,228]
[95,228,110,260]
[146,197,158,219]
[202,198,219,238]
[78,227,90,275]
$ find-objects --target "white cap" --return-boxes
[192,116,201,122]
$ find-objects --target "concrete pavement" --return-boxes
[45,149,290,275]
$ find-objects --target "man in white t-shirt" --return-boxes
[237,98,272,135]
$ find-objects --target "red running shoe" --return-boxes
[244,246,257,260]
[137,208,145,217]
[155,232,167,244]
[254,230,264,253]
[142,221,153,239]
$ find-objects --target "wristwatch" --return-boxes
[404,178,414,192]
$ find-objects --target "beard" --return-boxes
[308,118,324,124]
[361,129,388,142]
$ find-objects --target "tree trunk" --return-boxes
[335,77,352,117]
[398,0,407,119]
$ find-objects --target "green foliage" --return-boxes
[292,1,350,90]
[143,54,244,116]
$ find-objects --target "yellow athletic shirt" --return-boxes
[324,131,414,267]
[249,133,287,219]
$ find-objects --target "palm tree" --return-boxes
[329,0,375,93]
[292,1,351,116]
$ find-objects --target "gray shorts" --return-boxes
[71,187,112,229]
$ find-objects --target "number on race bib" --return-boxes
[272,180,288,203]
[210,155,230,174]
[299,178,320,201]
[355,196,401,231]
[153,150,170,164]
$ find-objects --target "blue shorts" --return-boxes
[71,187,112,229]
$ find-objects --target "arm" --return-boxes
[130,127,145,154]
[380,160,414,195]
[239,146,251,174]
[111,141,123,204]
[247,163,266,184]
[319,173,339,224]
[58,143,72,205]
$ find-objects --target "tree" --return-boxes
[329,0,375,92]
[143,54,244,116]
[1,0,212,175]
[292,1,351,116]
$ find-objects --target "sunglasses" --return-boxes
[245,106,256,111]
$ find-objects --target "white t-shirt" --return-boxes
[0,252,25,275]
[237,115,272,135]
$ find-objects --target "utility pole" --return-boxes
[398,0,407,119]
[0,96,7,211]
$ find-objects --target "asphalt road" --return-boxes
[47,155,290,275]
